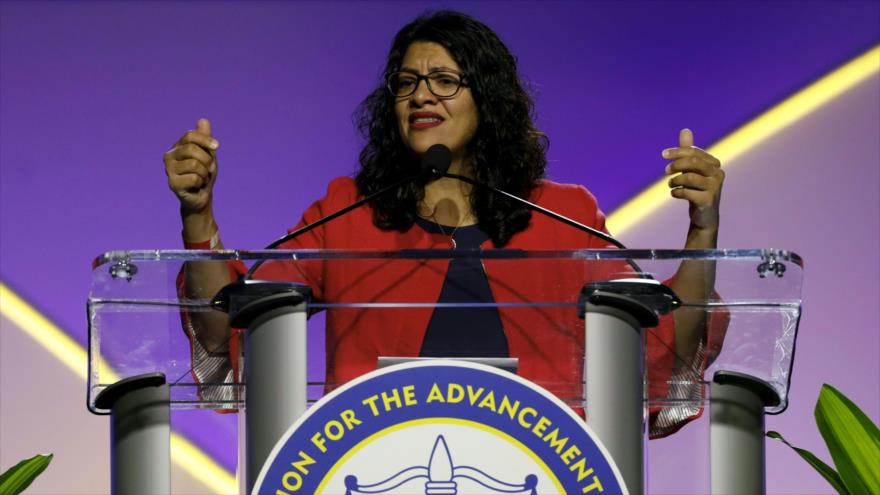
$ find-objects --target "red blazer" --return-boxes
[251,178,709,400]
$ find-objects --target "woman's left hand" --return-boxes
[663,128,724,248]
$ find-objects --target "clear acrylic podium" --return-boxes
[88,248,802,494]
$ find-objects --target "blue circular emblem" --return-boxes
[255,360,625,494]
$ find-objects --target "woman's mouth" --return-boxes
[409,112,444,130]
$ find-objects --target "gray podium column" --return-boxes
[580,280,679,495]
[94,373,170,495]
[585,304,648,494]
[215,280,312,494]
[711,370,780,495]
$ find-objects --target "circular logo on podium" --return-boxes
[254,361,625,494]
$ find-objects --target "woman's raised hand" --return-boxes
[663,128,725,248]
[165,119,220,242]
[165,118,220,216]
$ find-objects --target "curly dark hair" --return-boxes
[354,10,548,247]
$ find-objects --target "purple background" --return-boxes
[1,1,878,493]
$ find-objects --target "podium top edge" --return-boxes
[92,248,803,269]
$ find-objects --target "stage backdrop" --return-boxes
[1,1,878,494]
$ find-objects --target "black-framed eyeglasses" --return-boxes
[386,70,467,98]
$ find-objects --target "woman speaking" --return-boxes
[164,11,726,436]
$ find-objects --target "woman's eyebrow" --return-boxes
[399,65,459,73]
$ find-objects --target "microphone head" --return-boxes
[421,144,452,178]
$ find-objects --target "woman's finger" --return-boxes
[175,130,219,151]
[168,142,214,165]
[666,155,721,177]
[169,173,205,194]
[669,172,713,191]
[670,187,714,205]
[661,147,721,167]
[169,159,210,181]
[679,128,694,148]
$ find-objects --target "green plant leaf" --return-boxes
[766,430,849,494]
[0,453,53,495]
[815,384,880,495]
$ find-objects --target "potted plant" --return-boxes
[768,384,879,494]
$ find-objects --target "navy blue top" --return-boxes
[416,218,509,358]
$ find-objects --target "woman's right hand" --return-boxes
[165,118,220,214]
[165,118,220,240]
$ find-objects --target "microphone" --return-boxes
[421,143,453,179]
[428,144,650,278]
[243,144,452,280]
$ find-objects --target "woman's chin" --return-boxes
[409,144,434,156]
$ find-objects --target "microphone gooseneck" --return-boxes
[424,142,626,249]
[244,146,453,280]
[442,171,626,249]
[245,143,645,279]
[425,144,649,279]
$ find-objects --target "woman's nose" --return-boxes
[410,78,437,106]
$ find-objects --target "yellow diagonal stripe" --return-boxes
[1,283,91,381]
[607,44,880,235]
[0,282,238,494]
[171,436,239,494]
